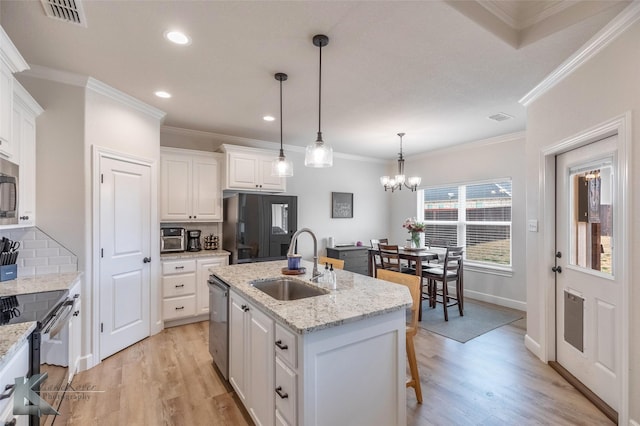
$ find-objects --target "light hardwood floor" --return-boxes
[55,316,613,425]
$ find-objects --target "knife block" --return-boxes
[0,264,17,281]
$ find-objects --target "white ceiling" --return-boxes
[0,1,629,159]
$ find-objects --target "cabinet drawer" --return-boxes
[275,357,297,425]
[162,274,196,297]
[275,323,297,368]
[162,259,196,275]
[163,295,196,320]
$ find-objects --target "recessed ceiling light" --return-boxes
[488,112,513,122]
[263,115,275,122]
[164,30,191,45]
[155,91,172,99]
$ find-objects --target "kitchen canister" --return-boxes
[327,236,335,248]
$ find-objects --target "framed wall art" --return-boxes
[331,192,353,218]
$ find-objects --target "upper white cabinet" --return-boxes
[13,81,43,226]
[0,25,29,160]
[160,147,223,222]
[220,144,286,192]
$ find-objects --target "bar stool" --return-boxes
[376,268,423,403]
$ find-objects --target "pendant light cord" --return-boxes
[279,77,284,153]
[318,42,322,135]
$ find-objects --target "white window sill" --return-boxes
[464,262,513,277]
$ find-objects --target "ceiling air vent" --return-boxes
[41,0,87,27]
[488,112,513,122]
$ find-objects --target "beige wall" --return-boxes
[525,21,639,422]
[389,133,527,309]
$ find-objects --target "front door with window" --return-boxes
[555,135,620,411]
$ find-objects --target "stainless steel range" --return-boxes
[1,289,78,426]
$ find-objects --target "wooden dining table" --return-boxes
[368,246,441,320]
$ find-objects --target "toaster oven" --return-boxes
[160,227,186,253]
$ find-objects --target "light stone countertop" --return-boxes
[0,272,82,297]
[211,260,412,334]
[160,249,230,261]
[0,322,36,370]
[1,272,82,369]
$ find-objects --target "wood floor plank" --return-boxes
[53,312,613,426]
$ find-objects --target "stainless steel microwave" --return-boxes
[0,158,18,225]
[160,227,185,253]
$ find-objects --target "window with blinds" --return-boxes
[422,180,512,267]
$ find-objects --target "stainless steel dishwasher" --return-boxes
[208,274,229,380]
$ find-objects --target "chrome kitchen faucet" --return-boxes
[287,228,322,281]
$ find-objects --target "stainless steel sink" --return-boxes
[250,277,329,301]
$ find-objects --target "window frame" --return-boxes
[419,178,513,274]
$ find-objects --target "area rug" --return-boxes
[417,299,524,343]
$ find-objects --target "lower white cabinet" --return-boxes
[162,255,229,324]
[162,259,197,321]
[229,290,275,426]
[0,338,29,426]
[229,292,407,426]
[196,256,228,315]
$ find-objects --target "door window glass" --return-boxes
[569,162,613,274]
[271,203,288,235]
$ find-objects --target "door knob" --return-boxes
[143,257,151,263]
[551,266,562,273]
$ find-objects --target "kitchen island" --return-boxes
[211,260,411,426]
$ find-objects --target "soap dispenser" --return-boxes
[329,264,336,289]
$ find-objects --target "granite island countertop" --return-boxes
[0,271,82,369]
[211,260,412,334]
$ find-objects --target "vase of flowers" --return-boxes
[402,218,426,249]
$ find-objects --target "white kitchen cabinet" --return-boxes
[13,80,42,226]
[161,258,197,321]
[68,280,82,384]
[231,295,406,426]
[229,290,275,426]
[0,338,29,426]
[0,26,29,160]
[220,144,286,192]
[196,256,228,315]
[160,147,223,222]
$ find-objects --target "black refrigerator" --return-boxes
[223,193,297,264]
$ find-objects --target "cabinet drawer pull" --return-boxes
[275,386,288,399]
[275,340,288,350]
[175,284,185,288]
[73,310,80,317]
[175,266,185,270]
[241,304,250,312]
[175,306,185,310]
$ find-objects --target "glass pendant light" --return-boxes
[271,72,293,177]
[305,34,333,168]
[380,133,422,192]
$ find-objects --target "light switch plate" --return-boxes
[528,219,538,232]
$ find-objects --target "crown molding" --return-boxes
[519,1,640,107]
[161,125,385,164]
[411,130,526,161]
[13,79,44,116]
[86,78,166,121]
[20,63,89,87]
[0,25,28,72]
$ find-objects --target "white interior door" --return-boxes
[555,135,620,411]
[99,156,151,360]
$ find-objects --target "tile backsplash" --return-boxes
[0,227,78,277]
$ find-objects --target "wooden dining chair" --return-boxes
[376,269,423,404]
[378,244,412,274]
[318,255,345,270]
[370,239,388,272]
[422,246,464,321]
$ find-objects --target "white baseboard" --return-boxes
[456,287,527,311]
[524,334,543,360]
[79,353,93,372]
